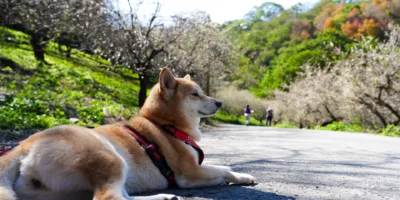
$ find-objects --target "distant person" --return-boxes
[266,107,273,126]
[244,105,254,126]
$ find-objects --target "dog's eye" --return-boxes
[191,93,199,97]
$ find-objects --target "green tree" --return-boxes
[257,30,352,97]
[244,2,284,23]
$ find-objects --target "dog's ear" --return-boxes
[159,68,177,89]
[159,68,177,100]
[183,74,191,80]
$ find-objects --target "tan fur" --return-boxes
[0,68,255,200]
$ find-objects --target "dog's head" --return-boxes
[140,68,222,140]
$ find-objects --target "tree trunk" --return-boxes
[30,33,45,61]
[358,97,387,127]
[66,46,72,58]
[205,69,210,96]
[139,74,150,108]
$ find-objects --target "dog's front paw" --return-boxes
[151,194,181,200]
[214,165,233,171]
[232,172,256,185]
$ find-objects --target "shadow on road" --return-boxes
[139,184,296,200]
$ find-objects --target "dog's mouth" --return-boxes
[198,110,218,117]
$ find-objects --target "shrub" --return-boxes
[274,122,298,128]
[381,124,400,137]
[314,121,364,132]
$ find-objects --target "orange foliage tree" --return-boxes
[342,18,362,39]
[341,8,364,39]
[314,3,346,31]
[360,18,382,38]
[291,18,313,40]
[315,2,393,40]
[314,3,337,31]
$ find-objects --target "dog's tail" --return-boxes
[0,146,24,200]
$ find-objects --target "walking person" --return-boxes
[266,107,273,127]
[244,105,253,126]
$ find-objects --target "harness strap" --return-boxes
[161,125,204,165]
[121,125,177,188]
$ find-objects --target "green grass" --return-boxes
[313,121,364,133]
[0,26,30,45]
[0,27,140,130]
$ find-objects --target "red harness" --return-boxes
[161,125,204,165]
[0,142,19,157]
[121,125,204,188]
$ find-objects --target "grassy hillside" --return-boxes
[0,27,140,138]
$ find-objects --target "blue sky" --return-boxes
[124,0,320,24]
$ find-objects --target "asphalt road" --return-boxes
[143,124,400,200]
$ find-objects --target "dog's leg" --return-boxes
[207,164,233,171]
[122,188,179,200]
[83,150,129,200]
[82,138,180,200]
[176,164,255,188]
[131,194,180,200]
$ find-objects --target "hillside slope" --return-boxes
[0,27,140,139]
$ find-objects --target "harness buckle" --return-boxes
[144,144,156,153]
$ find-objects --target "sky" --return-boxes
[125,0,320,24]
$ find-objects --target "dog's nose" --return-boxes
[215,101,222,108]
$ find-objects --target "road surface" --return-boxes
[143,124,400,200]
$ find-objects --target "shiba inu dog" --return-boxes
[0,68,255,200]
